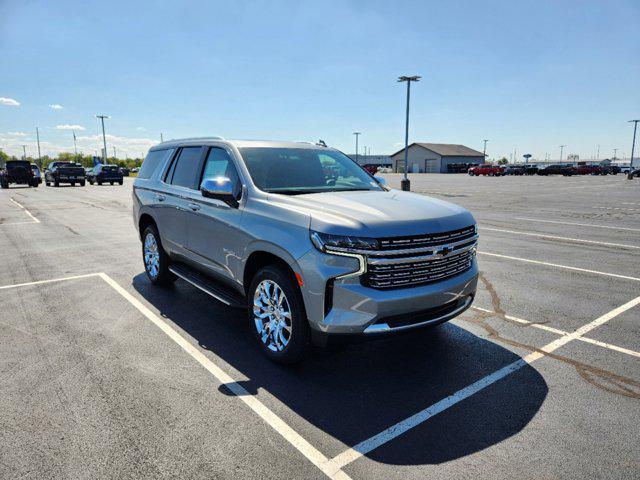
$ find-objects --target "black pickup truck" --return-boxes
[45,162,86,186]
[0,160,39,188]
[87,164,124,185]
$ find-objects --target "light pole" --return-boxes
[398,75,420,191]
[113,146,116,160]
[353,132,361,164]
[36,127,42,167]
[629,120,639,171]
[559,145,566,162]
[73,130,78,157]
[22,145,27,161]
[160,132,164,142]
[482,139,489,161]
[613,148,618,161]
[96,114,109,164]
[596,144,600,161]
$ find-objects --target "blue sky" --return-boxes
[1,0,639,160]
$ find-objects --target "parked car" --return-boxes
[134,139,479,363]
[468,164,504,176]
[503,165,525,175]
[119,167,130,177]
[572,164,604,175]
[523,165,539,175]
[602,165,620,175]
[87,164,124,185]
[45,161,86,186]
[30,163,42,184]
[537,165,572,176]
[0,160,39,188]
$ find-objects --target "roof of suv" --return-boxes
[151,138,329,151]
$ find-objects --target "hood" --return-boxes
[268,189,475,237]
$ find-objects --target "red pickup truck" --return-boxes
[468,165,505,176]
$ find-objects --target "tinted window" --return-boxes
[201,147,241,198]
[170,147,202,189]
[238,147,381,194]
[138,149,172,179]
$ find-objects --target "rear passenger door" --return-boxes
[158,146,205,258]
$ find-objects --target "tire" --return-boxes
[0,180,7,189]
[110,181,114,185]
[89,180,94,185]
[468,171,474,176]
[71,181,75,186]
[80,181,86,187]
[54,179,59,187]
[98,181,102,186]
[118,180,123,185]
[248,265,310,364]
[142,224,176,286]
[45,182,50,186]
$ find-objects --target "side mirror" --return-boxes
[201,177,238,207]
[374,175,387,186]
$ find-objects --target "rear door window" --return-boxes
[138,149,173,179]
[169,147,203,189]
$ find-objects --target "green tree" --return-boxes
[497,157,508,165]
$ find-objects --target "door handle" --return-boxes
[156,194,166,202]
[188,203,201,211]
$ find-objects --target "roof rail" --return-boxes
[162,136,225,143]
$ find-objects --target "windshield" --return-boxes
[238,147,382,194]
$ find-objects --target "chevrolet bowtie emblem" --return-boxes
[436,245,452,256]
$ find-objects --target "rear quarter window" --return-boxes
[138,149,173,179]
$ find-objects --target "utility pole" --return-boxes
[482,139,489,162]
[160,132,164,142]
[613,148,618,161]
[36,127,42,167]
[629,120,639,170]
[96,114,109,164]
[596,144,600,161]
[73,130,78,157]
[559,145,566,162]
[398,75,420,191]
[22,145,27,161]
[353,132,361,164]
[113,146,116,160]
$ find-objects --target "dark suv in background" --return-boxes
[87,164,124,185]
[0,160,39,188]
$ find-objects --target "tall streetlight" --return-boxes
[629,120,639,170]
[613,148,618,161]
[398,75,420,191]
[160,132,164,142]
[559,145,566,162]
[36,127,42,167]
[113,146,117,160]
[482,139,489,161]
[96,114,109,164]
[73,130,78,157]
[353,132,361,164]
[22,145,27,161]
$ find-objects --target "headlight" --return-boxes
[310,231,379,252]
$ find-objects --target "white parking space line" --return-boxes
[514,217,640,233]
[98,273,352,480]
[324,295,640,473]
[471,307,640,358]
[0,272,101,290]
[9,197,40,223]
[480,227,640,250]
[478,251,640,282]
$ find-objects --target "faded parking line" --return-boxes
[323,295,640,473]
[9,197,40,223]
[480,227,640,250]
[478,251,640,282]
[471,306,640,358]
[514,218,640,233]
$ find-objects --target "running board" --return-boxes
[169,263,246,308]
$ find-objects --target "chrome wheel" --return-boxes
[253,280,292,352]
[144,232,160,279]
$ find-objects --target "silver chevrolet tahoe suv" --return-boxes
[133,138,478,363]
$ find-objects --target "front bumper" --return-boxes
[296,248,478,336]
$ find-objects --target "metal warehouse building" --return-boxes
[390,143,485,173]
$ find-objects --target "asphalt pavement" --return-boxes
[0,173,638,479]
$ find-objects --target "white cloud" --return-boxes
[56,124,86,131]
[136,126,146,131]
[0,97,20,106]
[49,104,64,110]
[7,131,28,137]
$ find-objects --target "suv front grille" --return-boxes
[363,226,477,290]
